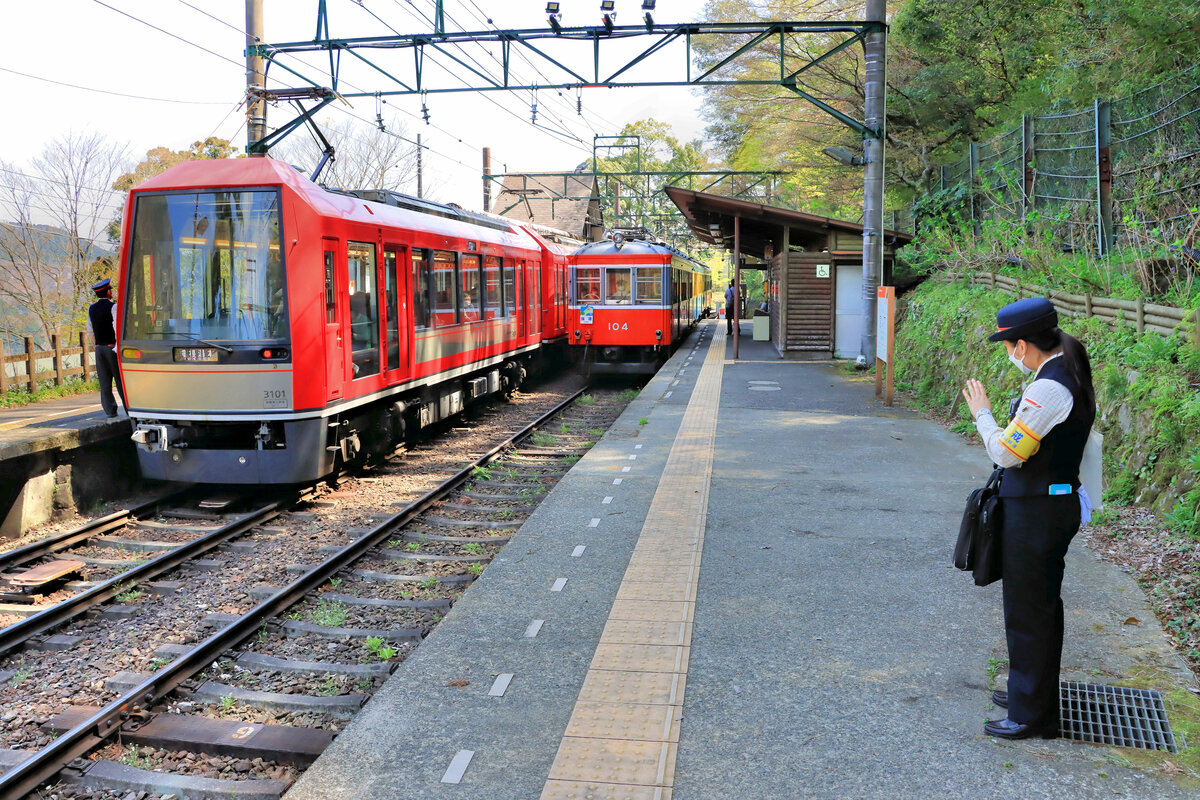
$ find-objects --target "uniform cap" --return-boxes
[91,278,112,294]
[987,296,1058,342]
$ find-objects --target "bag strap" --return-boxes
[985,466,1004,491]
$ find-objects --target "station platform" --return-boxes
[287,321,1196,800]
[0,391,126,458]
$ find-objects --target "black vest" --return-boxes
[89,298,116,346]
[999,356,1094,498]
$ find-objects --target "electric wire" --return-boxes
[89,0,251,72]
[0,65,230,105]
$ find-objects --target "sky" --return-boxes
[2,0,716,225]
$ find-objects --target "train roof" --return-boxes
[572,231,707,270]
[131,158,542,252]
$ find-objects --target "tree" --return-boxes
[274,116,417,193]
[0,132,128,345]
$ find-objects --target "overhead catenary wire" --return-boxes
[0,65,230,106]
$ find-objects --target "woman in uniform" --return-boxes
[961,296,1096,740]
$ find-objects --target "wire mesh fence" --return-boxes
[928,65,1200,261]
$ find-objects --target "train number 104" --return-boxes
[607,322,629,331]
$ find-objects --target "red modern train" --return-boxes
[116,157,576,484]
[567,231,712,374]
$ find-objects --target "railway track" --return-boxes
[0,381,638,799]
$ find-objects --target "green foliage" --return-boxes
[309,599,349,628]
[0,379,100,409]
[897,278,1200,514]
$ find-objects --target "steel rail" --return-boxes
[0,495,298,659]
[0,387,587,798]
[0,490,190,573]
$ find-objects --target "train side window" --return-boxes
[502,260,516,318]
[412,250,431,329]
[461,255,481,322]
[384,249,400,371]
[576,267,600,303]
[484,256,502,320]
[324,250,336,324]
[635,267,663,304]
[605,267,631,304]
[346,241,380,378]
[432,250,457,327]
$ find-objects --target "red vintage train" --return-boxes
[116,157,575,484]
[567,230,712,374]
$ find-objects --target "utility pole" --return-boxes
[417,134,423,199]
[859,0,886,364]
[245,0,267,155]
[482,147,492,212]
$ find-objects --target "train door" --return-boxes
[383,246,408,375]
[526,261,540,339]
[322,239,344,400]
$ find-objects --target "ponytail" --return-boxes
[1026,327,1095,422]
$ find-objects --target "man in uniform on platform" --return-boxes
[88,278,125,418]
[724,281,736,335]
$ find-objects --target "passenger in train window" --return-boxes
[606,268,632,304]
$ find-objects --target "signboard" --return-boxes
[580,305,594,325]
[875,285,895,406]
[815,264,830,278]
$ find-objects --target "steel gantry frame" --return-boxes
[246,1,888,360]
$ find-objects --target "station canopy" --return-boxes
[663,187,913,260]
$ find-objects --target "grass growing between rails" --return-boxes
[0,378,99,408]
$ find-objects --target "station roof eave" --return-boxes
[663,186,913,262]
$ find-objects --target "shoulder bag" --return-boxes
[953,466,1003,586]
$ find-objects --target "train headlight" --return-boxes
[121,348,142,359]
[260,347,290,360]
[655,329,662,340]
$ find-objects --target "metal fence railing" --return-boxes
[928,65,1200,257]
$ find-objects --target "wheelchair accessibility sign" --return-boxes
[580,305,594,324]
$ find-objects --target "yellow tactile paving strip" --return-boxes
[541,326,724,800]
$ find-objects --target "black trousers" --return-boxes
[999,494,1080,726]
[95,345,125,417]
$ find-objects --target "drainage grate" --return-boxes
[1059,682,1178,752]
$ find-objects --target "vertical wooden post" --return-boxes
[51,334,64,386]
[733,214,741,360]
[969,142,981,236]
[1136,297,1145,334]
[990,272,997,290]
[0,339,8,395]
[79,331,91,382]
[1194,307,1200,347]
[1085,294,1093,320]
[1021,114,1034,224]
[1095,99,1113,256]
[23,337,34,392]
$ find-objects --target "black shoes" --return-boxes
[984,717,1058,740]
[992,690,1008,708]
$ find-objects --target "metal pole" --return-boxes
[245,0,267,155]
[859,0,886,364]
[482,147,491,212]
[1021,114,1034,224]
[416,134,423,199]
[733,214,741,359]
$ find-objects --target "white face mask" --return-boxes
[1008,347,1034,376]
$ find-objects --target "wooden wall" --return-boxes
[784,251,834,356]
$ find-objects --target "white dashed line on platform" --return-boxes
[441,750,474,784]
[629,455,637,460]
[571,545,587,557]
[613,478,623,485]
[551,578,568,592]
[489,674,514,697]
[622,466,631,472]
[603,496,613,504]
[664,391,672,398]
[525,620,544,638]
[588,518,600,527]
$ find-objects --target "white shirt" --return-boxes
[974,353,1075,468]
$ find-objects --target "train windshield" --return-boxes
[123,190,287,342]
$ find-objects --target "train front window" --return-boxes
[576,268,600,303]
[635,267,663,304]
[604,268,631,305]
[124,190,286,342]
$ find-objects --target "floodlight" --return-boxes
[642,1,656,9]
[546,2,560,13]
[547,2,562,33]
[600,1,615,11]
[822,146,866,166]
